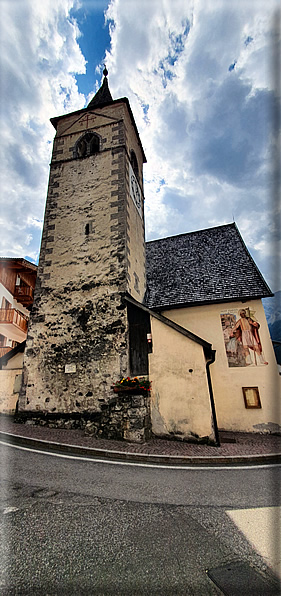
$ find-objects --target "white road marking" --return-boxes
[226,506,281,578]
[0,440,280,470]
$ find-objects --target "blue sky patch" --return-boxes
[71,1,111,97]
[228,61,237,71]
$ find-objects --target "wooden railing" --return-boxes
[14,285,34,305]
[0,309,28,333]
[0,346,12,358]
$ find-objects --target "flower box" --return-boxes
[112,377,151,395]
[113,386,149,395]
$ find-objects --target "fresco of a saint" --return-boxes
[221,308,268,367]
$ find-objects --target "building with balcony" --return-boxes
[0,258,37,357]
[0,258,37,413]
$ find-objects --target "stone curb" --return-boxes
[0,431,280,467]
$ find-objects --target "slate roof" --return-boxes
[145,223,273,310]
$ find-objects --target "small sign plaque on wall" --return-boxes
[65,363,76,374]
[242,387,261,408]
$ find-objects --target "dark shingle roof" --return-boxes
[145,223,273,310]
[87,75,113,109]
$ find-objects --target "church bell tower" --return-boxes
[19,70,147,415]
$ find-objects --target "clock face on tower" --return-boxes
[129,162,142,218]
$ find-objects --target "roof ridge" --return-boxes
[145,222,235,245]
[0,257,37,269]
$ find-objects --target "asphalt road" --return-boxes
[0,444,280,595]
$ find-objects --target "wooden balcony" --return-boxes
[0,346,13,358]
[0,309,28,334]
[14,285,34,307]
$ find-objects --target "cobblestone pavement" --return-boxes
[0,415,280,459]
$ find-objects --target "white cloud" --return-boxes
[0,0,86,262]
[104,0,280,290]
[0,0,280,293]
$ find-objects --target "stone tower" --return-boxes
[19,71,147,417]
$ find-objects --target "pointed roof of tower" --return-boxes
[87,67,113,109]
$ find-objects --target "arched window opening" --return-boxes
[75,132,100,159]
[130,150,139,180]
[89,135,99,155]
[84,133,94,143]
[77,139,87,158]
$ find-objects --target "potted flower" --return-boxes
[112,377,151,394]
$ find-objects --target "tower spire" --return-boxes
[87,65,113,109]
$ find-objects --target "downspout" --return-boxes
[205,348,220,447]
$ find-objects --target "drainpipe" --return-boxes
[205,348,220,447]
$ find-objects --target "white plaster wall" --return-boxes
[0,367,22,413]
[162,300,280,433]
[2,352,24,370]
[149,317,215,441]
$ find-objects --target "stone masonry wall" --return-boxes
[123,107,146,303]
[17,391,151,443]
[19,101,146,418]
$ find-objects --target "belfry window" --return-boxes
[75,132,100,158]
[77,139,87,157]
[130,150,139,180]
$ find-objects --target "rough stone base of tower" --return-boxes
[18,291,130,416]
[16,391,151,443]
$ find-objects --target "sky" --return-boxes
[0,0,280,292]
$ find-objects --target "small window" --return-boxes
[130,150,139,179]
[75,132,100,159]
[85,223,90,236]
[242,387,261,408]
